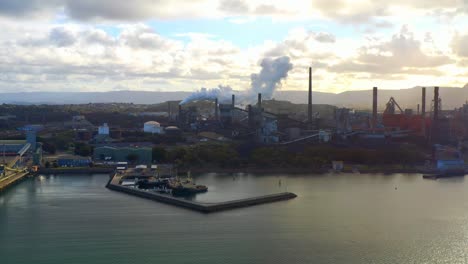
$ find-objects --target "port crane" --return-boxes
[384,97,404,115]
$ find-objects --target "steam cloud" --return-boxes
[180,56,293,105]
[179,85,234,105]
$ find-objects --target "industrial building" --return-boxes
[0,140,31,169]
[0,140,30,156]
[94,145,152,165]
[98,123,110,135]
[433,144,465,174]
[333,86,451,142]
[56,155,92,167]
[174,67,327,145]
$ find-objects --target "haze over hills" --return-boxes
[1,84,467,110]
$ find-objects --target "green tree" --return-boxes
[126,153,139,164]
[42,142,56,154]
[152,147,167,162]
[74,142,93,157]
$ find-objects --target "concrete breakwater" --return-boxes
[106,178,297,213]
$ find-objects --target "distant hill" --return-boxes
[275,85,468,110]
[0,91,192,105]
[1,84,467,110]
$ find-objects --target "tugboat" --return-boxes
[168,171,208,196]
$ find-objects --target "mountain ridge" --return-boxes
[1,85,467,110]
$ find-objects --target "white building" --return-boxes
[98,123,110,135]
[144,121,163,134]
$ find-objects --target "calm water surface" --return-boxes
[1,173,468,264]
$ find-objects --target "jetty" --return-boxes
[106,173,297,213]
[0,171,30,193]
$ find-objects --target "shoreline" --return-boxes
[33,166,439,176]
[37,167,114,175]
[183,166,432,175]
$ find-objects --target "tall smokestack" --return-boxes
[232,94,235,107]
[258,93,262,108]
[308,67,312,124]
[178,105,182,121]
[248,105,253,127]
[215,98,219,121]
[372,87,378,129]
[431,86,439,142]
[433,86,439,121]
[421,87,426,116]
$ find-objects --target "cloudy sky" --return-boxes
[0,0,467,93]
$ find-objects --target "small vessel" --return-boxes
[168,178,208,196]
[423,172,465,180]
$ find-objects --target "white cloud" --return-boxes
[452,32,468,57]
[0,1,467,93]
[331,25,453,75]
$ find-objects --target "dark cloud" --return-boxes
[254,4,283,15]
[0,0,57,16]
[0,0,466,22]
[314,32,335,43]
[218,0,249,14]
[84,29,116,46]
[64,0,157,21]
[49,27,76,47]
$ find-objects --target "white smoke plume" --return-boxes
[250,56,293,99]
[180,56,293,105]
[179,85,233,105]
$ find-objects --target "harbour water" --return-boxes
[1,173,468,264]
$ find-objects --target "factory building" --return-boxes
[94,146,152,165]
[0,140,29,156]
[98,123,110,135]
[258,116,279,144]
[247,94,280,144]
[143,121,163,134]
[56,155,92,167]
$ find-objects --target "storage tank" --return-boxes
[143,121,163,134]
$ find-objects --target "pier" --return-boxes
[0,171,30,193]
[106,174,297,213]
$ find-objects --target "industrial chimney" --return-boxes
[257,93,262,108]
[214,98,219,121]
[232,94,235,107]
[248,104,253,127]
[431,86,440,142]
[421,87,426,117]
[433,86,439,121]
[372,87,378,129]
[308,67,312,124]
